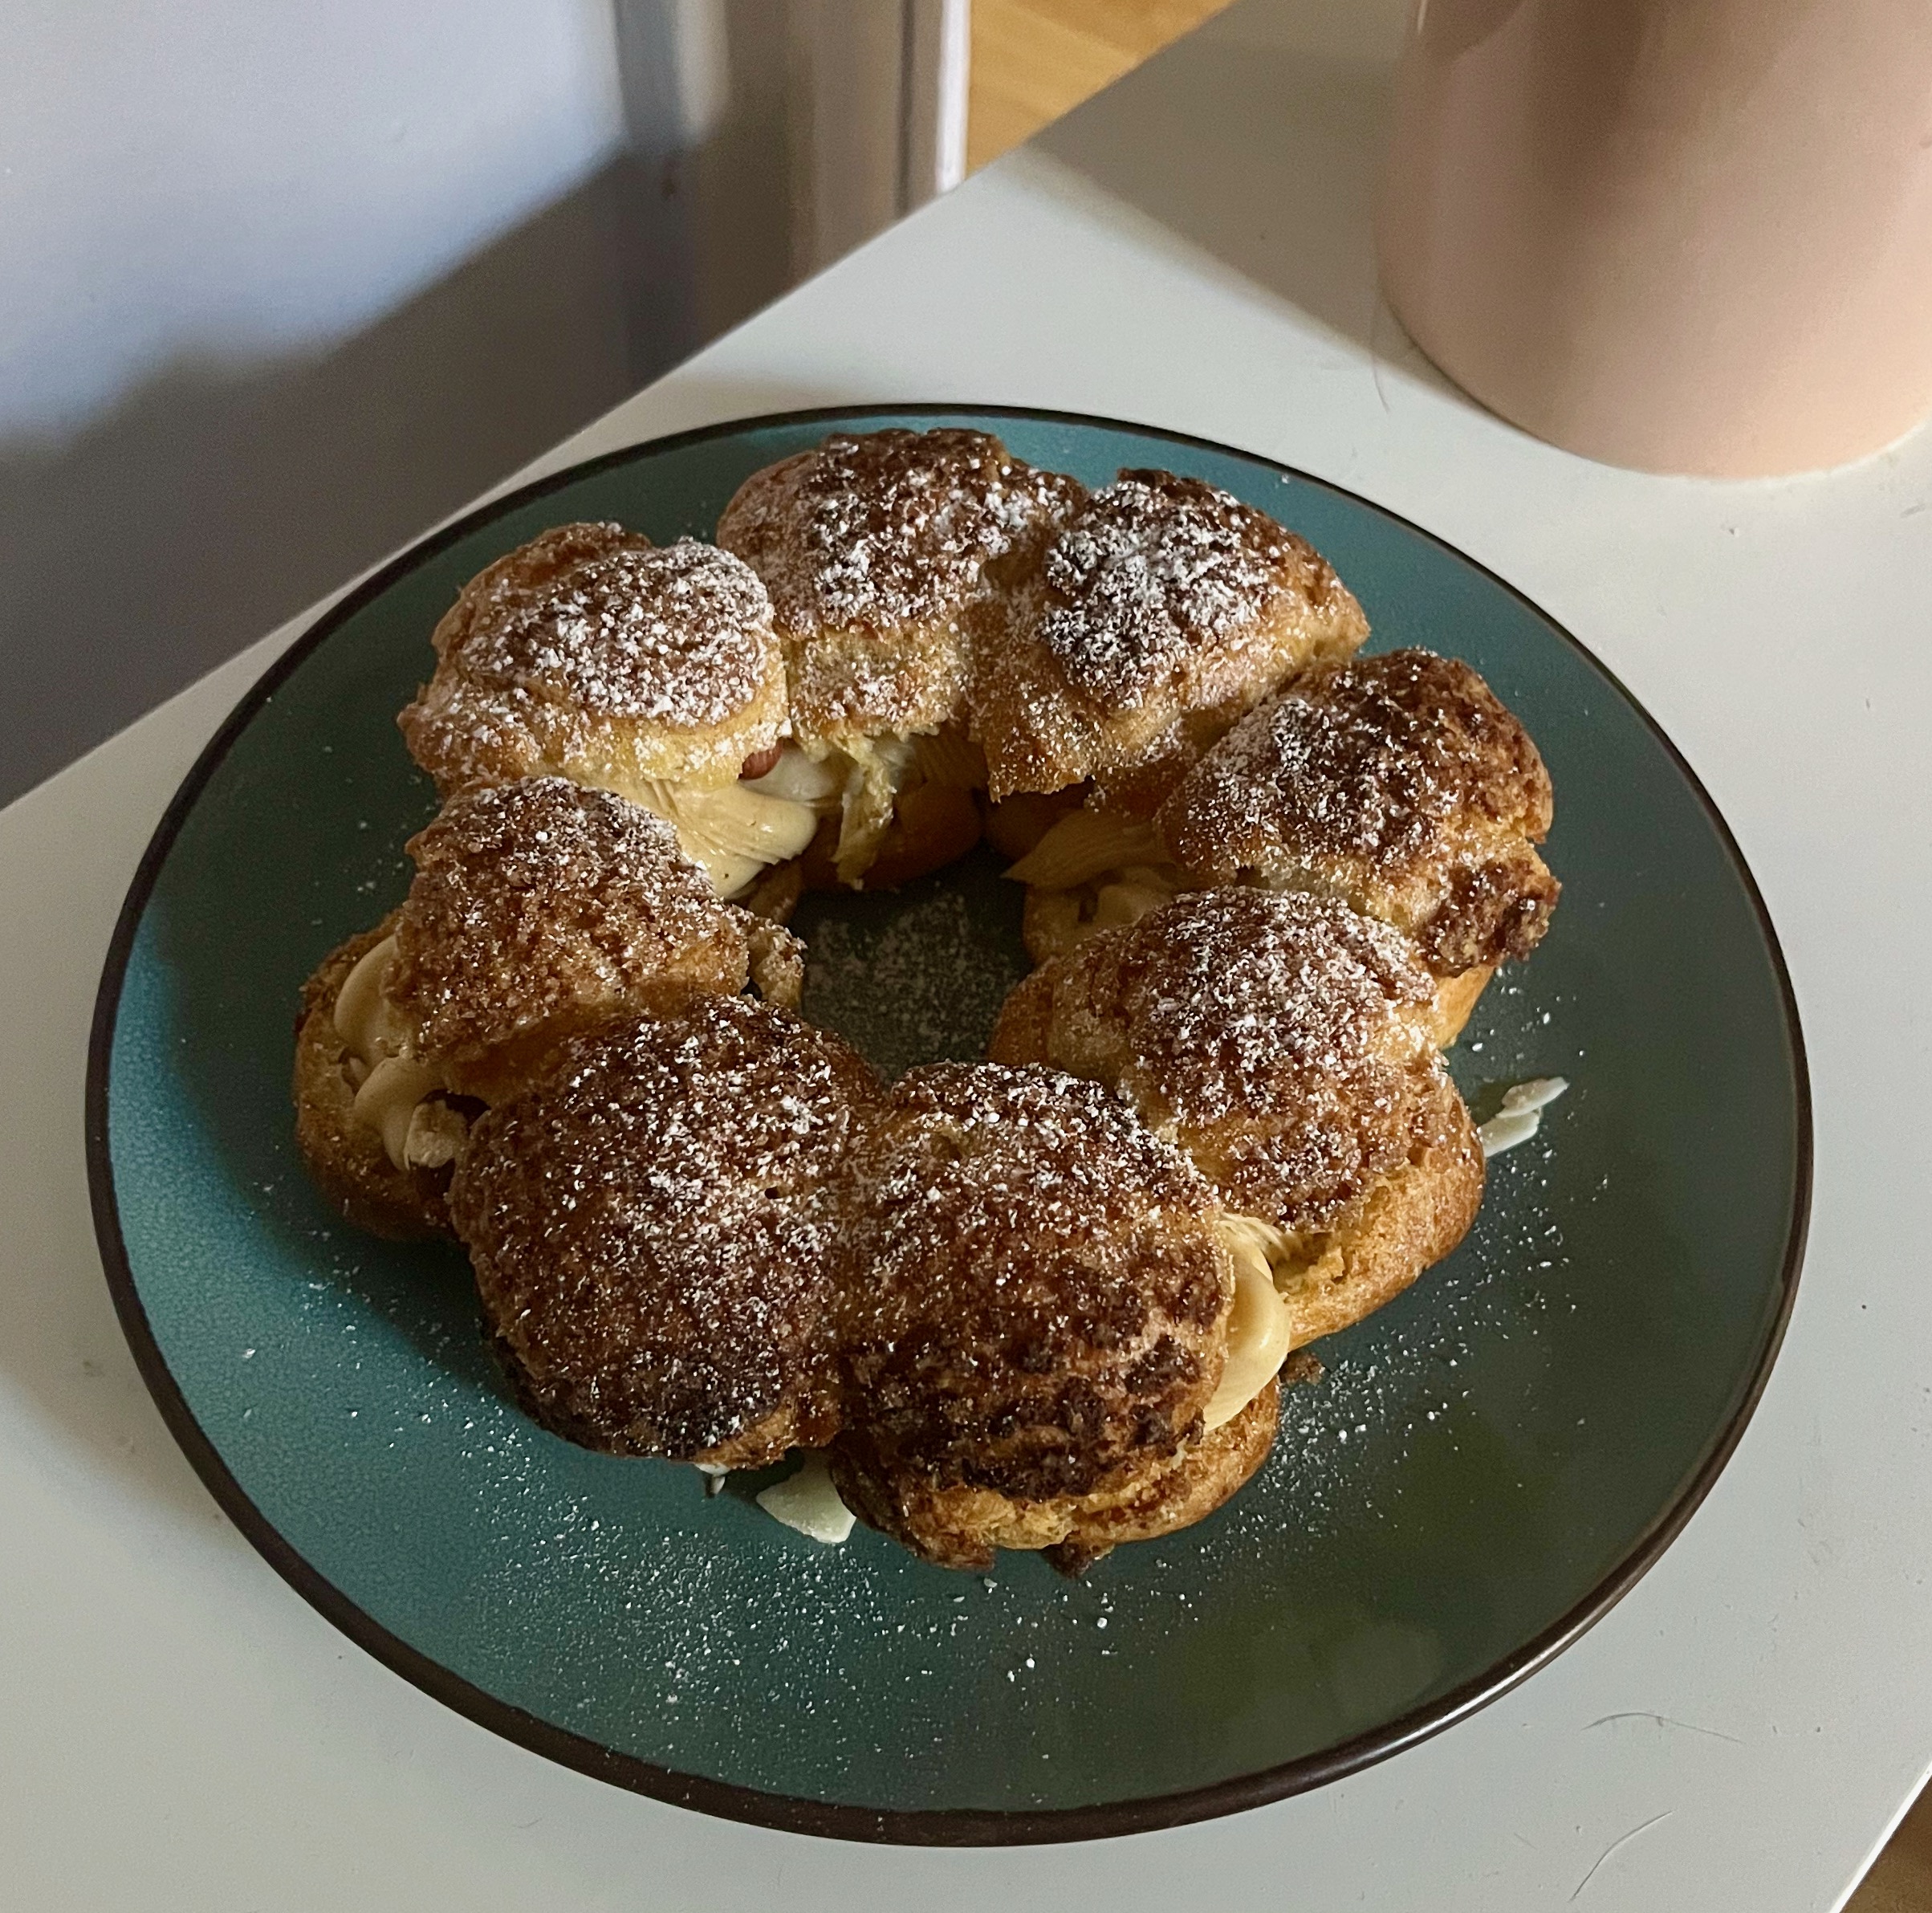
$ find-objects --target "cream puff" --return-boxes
[1156,648,1559,1041]
[719,428,1082,885]
[449,993,877,1467]
[830,1060,1273,1572]
[971,470,1369,808]
[293,777,799,1237]
[988,887,1484,1357]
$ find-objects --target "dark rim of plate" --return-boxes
[84,404,1812,1847]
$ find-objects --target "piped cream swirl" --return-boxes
[331,935,453,1171]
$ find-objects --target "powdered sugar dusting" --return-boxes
[388,778,746,1066]
[1161,649,1554,877]
[718,429,1080,633]
[837,1061,1230,1508]
[794,862,1031,1081]
[1038,472,1308,706]
[1089,889,1433,1123]
[862,1060,1214,1226]
[1035,888,1460,1233]
[450,995,877,1459]
[446,526,775,728]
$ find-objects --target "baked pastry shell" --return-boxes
[831,1377,1282,1574]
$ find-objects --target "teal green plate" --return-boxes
[87,408,1808,1843]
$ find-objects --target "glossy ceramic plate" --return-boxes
[87,408,1808,1843]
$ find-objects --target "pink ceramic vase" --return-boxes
[1377,0,1932,477]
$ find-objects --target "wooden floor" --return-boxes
[1854,1793,1932,1913]
[964,3,1929,1903]
[968,0,1232,170]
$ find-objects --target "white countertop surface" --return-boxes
[6,2,1931,1906]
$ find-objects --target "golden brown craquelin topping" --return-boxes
[449,994,878,1462]
[1157,648,1560,971]
[987,887,1453,1236]
[836,1061,1232,1504]
[429,523,775,726]
[397,523,786,793]
[828,1374,1279,1575]
[718,429,1081,637]
[388,779,751,1085]
[718,429,1084,744]
[1034,471,1352,707]
[972,470,1369,800]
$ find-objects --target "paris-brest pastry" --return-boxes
[294,429,1562,1567]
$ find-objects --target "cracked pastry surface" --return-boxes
[830,1061,1246,1569]
[832,1375,1279,1577]
[718,425,1082,748]
[1156,648,1559,1036]
[987,887,1484,1352]
[397,520,787,816]
[971,470,1369,805]
[292,779,801,1232]
[450,995,878,1468]
[389,778,773,1097]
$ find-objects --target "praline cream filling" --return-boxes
[1004,809,1158,888]
[627,763,830,898]
[331,936,461,1173]
[1004,808,1181,948]
[609,733,980,897]
[1086,865,1178,930]
[1202,1213,1329,1430]
[829,735,916,885]
[828,729,984,885]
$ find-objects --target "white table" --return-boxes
[6,2,1930,1906]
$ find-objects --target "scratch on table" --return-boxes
[1570,1811,1673,1901]
[1369,298,1393,414]
[1588,1710,1743,1745]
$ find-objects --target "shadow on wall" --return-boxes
[0,162,659,808]
[0,0,915,808]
